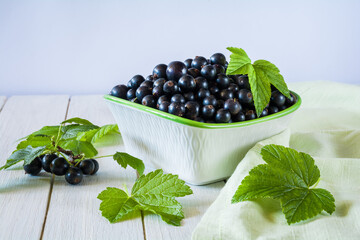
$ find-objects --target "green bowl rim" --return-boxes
[104,91,301,129]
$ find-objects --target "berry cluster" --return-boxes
[23,154,99,185]
[110,53,295,123]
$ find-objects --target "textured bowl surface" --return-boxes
[105,92,301,185]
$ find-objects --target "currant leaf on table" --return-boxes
[232,144,335,225]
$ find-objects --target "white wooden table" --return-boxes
[0,95,225,240]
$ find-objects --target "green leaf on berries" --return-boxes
[113,152,145,176]
[61,124,99,140]
[77,124,119,143]
[59,140,98,157]
[232,144,335,225]
[98,170,192,226]
[17,135,52,150]
[29,126,60,138]
[61,117,95,125]
[0,146,46,170]
[225,47,290,117]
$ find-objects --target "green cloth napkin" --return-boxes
[192,81,360,240]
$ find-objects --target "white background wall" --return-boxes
[0,0,359,95]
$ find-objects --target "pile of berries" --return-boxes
[110,53,295,123]
[23,154,99,185]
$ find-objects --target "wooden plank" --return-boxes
[144,181,225,240]
[0,95,70,240]
[42,95,144,240]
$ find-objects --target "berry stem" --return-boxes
[94,154,114,159]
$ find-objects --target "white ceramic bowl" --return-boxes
[105,92,301,185]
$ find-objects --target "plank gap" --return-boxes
[141,211,147,240]
[0,97,8,113]
[39,174,55,240]
[40,97,71,239]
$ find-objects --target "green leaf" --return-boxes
[232,144,335,225]
[1,146,46,170]
[132,169,193,197]
[98,187,140,223]
[61,124,99,140]
[29,126,60,138]
[61,117,95,125]
[77,124,119,143]
[225,47,291,117]
[59,140,98,157]
[226,47,252,75]
[253,60,290,99]
[113,152,145,176]
[98,170,193,226]
[17,135,52,150]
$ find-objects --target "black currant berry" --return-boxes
[110,85,128,99]
[41,154,58,173]
[142,95,157,108]
[210,53,226,66]
[213,64,225,75]
[136,86,152,101]
[200,65,217,81]
[215,109,231,123]
[260,108,269,117]
[216,74,230,89]
[129,75,145,89]
[197,88,211,100]
[194,77,208,90]
[224,99,242,115]
[24,157,42,176]
[238,89,253,104]
[157,95,169,105]
[65,167,83,185]
[90,159,99,175]
[245,110,257,120]
[163,80,178,95]
[187,68,200,78]
[178,75,196,93]
[183,92,195,101]
[126,89,136,100]
[79,159,95,175]
[278,105,287,111]
[168,102,186,117]
[153,78,166,88]
[228,83,239,93]
[140,80,153,89]
[219,89,234,100]
[50,157,70,176]
[285,93,295,106]
[184,58,193,68]
[191,56,208,70]
[152,86,163,98]
[202,105,216,119]
[153,64,167,78]
[185,101,200,119]
[235,75,250,89]
[166,61,187,81]
[158,101,170,112]
[171,94,186,104]
[233,112,245,122]
[209,86,220,96]
[203,95,217,106]
[269,105,279,114]
[271,91,286,107]
[145,75,154,81]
